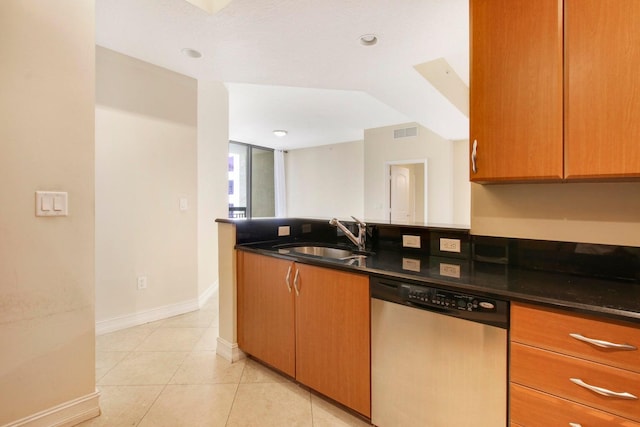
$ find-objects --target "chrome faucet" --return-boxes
[329,216,366,251]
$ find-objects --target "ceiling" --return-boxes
[96,0,469,150]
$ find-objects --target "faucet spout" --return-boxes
[329,217,366,251]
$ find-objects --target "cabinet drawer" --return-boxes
[511,343,640,422]
[512,303,640,372]
[511,382,640,427]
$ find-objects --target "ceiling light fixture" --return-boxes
[273,130,288,137]
[181,48,202,59]
[359,34,378,46]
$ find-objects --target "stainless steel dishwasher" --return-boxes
[371,276,509,427]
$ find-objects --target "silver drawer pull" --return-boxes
[569,333,637,351]
[569,423,582,427]
[570,378,638,400]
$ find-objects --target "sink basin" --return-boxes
[290,246,354,259]
[277,245,366,261]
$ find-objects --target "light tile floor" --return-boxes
[81,293,371,426]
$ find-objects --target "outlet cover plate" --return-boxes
[440,238,461,253]
[402,235,421,248]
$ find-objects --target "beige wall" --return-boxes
[285,127,469,226]
[185,0,232,14]
[471,182,640,246]
[453,139,471,226]
[95,47,198,323]
[286,141,365,219]
[0,1,97,425]
[198,81,229,297]
[364,123,455,223]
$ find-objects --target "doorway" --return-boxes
[385,160,427,223]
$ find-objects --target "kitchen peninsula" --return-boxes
[216,217,640,425]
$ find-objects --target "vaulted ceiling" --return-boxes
[96,0,469,149]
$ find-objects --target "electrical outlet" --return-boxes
[439,263,461,278]
[402,235,421,248]
[440,238,461,253]
[402,258,421,272]
[137,276,148,290]
[278,226,290,236]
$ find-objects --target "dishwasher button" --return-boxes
[479,301,495,310]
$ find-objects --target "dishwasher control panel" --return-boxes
[404,286,496,312]
[370,276,509,329]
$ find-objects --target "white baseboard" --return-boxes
[2,390,100,427]
[96,298,200,335]
[199,280,218,308]
[216,337,246,363]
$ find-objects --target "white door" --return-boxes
[390,166,413,222]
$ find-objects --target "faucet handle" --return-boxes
[351,216,366,227]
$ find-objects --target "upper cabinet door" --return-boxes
[470,0,564,182]
[565,0,640,179]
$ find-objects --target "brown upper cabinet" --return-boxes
[471,0,640,183]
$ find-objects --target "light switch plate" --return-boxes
[36,191,68,216]
[179,197,189,211]
[440,238,461,253]
[402,235,421,248]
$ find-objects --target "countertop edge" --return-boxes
[235,244,640,325]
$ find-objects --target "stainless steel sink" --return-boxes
[290,246,354,259]
[277,245,366,261]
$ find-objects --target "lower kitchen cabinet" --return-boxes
[237,251,371,417]
[237,251,295,377]
[510,302,640,426]
[511,382,640,427]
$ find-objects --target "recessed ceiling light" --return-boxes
[181,48,202,59]
[359,34,378,46]
[273,130,288,137]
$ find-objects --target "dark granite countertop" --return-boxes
[236,241,640,324]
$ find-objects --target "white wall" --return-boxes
[286,140,365,219]
[198,81,229,298]
[0,1,97,425]
[95,47,198,325]
[364,123,455,224]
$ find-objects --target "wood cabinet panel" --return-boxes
[470,0,563,182]
[294,263,370,417]
[511,303,640,373]
[511,383,640,427]
[565,0,640,179]
[237,251,295,377]
[511,342,640,422]
[237,252,371,417]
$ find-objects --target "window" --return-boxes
[228,141,275,218]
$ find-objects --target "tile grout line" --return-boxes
[224,358,248,426]
[134,383,170,426]
[134,334,194,425]
[309,392,315,427]
[95,350,131,385]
